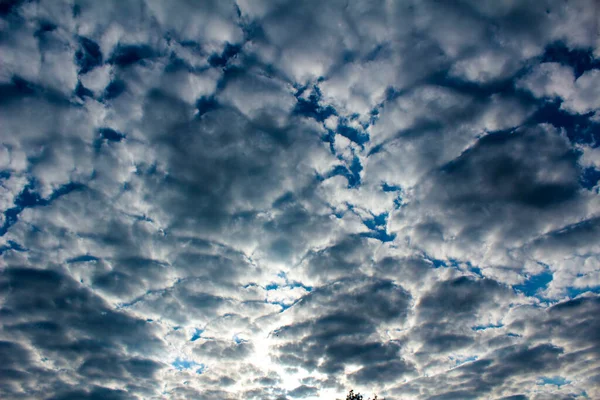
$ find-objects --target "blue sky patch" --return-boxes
[208,43,241,68]
[514,271,553,298]
[336,124,370,146]
[75,36,103,74]
[579,167,600,190]
[538,376,571,387]
[293,85,336,123]
[109,44,155,67]
[190,329,203,342]
[1,182,84,236]
[172,358,204,373]
[566,286,600,298]
[66,255,99,263]
[472,323,504,331]
[541,41,600,79]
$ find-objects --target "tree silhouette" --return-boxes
[345,390,381,400]
[346,390,362,400]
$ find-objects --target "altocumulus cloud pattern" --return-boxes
[1,1,600,399]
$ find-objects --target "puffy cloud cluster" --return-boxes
[1,0,600,399]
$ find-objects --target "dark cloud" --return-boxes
[0,267,165,398]
[49,387,135,400]
[272,278,414,384]
[435,126,579,209]
[288,384,318,398]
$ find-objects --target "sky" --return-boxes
[1,0,600,399]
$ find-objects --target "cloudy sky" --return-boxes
[1,0,600,399]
